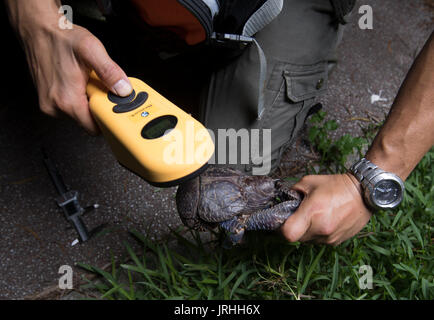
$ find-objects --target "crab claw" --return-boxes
[245,199,301,231]
[222,229,246,248]
[219,216,247,247]
[275,180,303,202]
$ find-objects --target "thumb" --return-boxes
[77,35,133,96]
[281,177,314,242]
[281,198,312,242]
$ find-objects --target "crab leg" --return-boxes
[245,199,301,231]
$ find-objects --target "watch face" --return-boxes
[372,179,402,206]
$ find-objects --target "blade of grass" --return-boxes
[328,251,339,298]
[230,268,256,299]
[300,246,325,295]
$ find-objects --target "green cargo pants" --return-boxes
[80,0,355,175]
[200,0,353,174]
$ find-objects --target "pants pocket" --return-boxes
[257,61,328,171]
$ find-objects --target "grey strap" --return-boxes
[211,0,283,119]
[251,38,267,119]
[242,0,283,37]
[201,0,220,19]
[210,33,267,119]
[242,0,283,119]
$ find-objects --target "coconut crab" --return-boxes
[175,166,302,246]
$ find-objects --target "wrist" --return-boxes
[344,172,362,194]
[6,0,61,39]
[342,172,373,213]
[365,136,408,181]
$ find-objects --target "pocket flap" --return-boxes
[284,62,328,103]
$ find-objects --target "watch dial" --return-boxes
[373,180,401,206]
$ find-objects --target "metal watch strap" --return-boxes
[350,158,385,190]
[349,158,405,211]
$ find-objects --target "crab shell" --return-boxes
[176,166,278,231]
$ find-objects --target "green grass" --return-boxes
[77,112,433,300]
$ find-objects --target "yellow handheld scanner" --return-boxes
[86,72,214,187]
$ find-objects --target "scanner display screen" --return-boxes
[141,115,178,139]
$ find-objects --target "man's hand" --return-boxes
[5,0,133,134]
[281,174,372,245]
[282,32,433,246]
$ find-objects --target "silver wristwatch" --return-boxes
[349,158,405,211]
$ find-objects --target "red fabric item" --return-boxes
[130,0,206,45]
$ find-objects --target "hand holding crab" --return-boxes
[176,166,302,246]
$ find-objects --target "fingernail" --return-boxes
[113,79,132,96]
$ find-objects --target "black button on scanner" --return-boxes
[108,90,136,104]
[112,92,149,113]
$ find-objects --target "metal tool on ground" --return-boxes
[42,149,102,243]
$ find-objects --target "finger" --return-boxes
[71,94,100,135]
[291,176,317,195]
[281,199,312,242]
[39,103,61,118]
[76,35,133,96]
[38,94,61,118]
[299,232,322,243]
